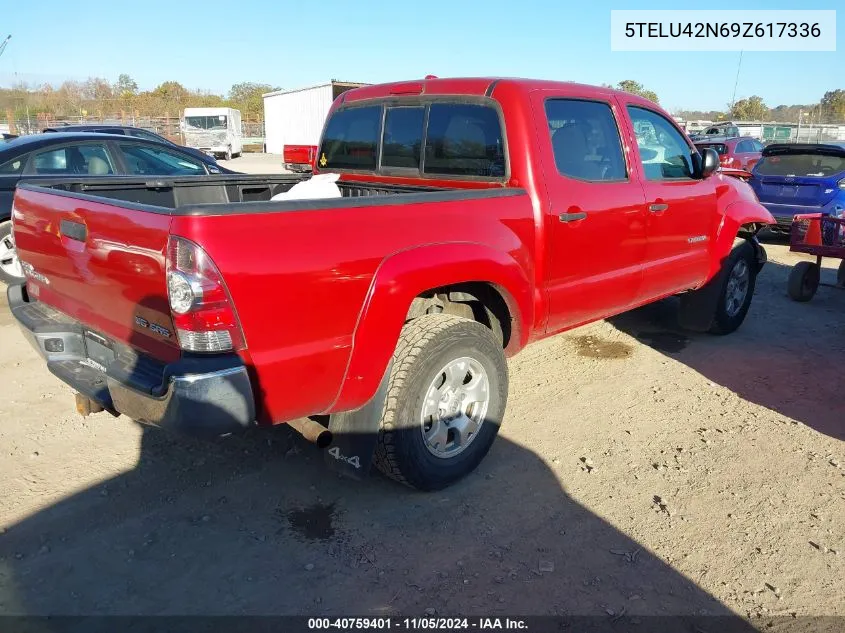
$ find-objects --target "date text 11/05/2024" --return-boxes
[308,618,528,630]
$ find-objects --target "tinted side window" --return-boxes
[423,104,505,178]
[0,156,25,174]
[131,129,166,143]
[736,140,752,153]
[119,143,205,176]
[319,106,381,170]
[32,144,114,175]
[627,107,694,180]
[381,107,424,169]
[545,99,627,182]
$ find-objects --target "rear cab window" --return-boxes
[697,143,727,155]
[755,153,845,177]
[318,100,506,180]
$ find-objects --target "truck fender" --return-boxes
[678,201,773,332]
[706,200,774,282]
[327,242,533,415]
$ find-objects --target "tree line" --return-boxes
[0,74,278,121]
[677,90,845,125]
[3,74,844,127]
[604,81,845,125]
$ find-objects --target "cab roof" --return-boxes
[340,76,658,106]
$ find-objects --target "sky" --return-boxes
[0,0,841,113]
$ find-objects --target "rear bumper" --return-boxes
[763,199,845,232]
[8,284,256,438]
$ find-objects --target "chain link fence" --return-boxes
[2,114,265,149]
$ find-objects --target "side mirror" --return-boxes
[699,147,720,179]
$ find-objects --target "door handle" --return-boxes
[559,211,587,223]
[649,203,669,213]
[60,219,87,241]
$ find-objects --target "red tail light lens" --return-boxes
[166,236,246,353]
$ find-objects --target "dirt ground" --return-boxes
[0,241,843,626]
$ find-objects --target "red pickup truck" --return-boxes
[9,77,774,490]
[283,144,317,173]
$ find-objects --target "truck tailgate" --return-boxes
[12,185,179,363]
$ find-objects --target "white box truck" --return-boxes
[182,107,243,161]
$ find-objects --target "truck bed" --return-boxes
[11,173,529,425]
[24,173,451,211]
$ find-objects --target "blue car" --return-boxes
[750,142,845,235]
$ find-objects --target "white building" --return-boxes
[262,80,368,154]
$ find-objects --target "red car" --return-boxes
[695,137,764,171]
[9,77,774,490]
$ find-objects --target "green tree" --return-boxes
[729,95,769,121]
[114,73,138,98]
[227,82,277,117]
[820,89,845,122]
[615,80,659,104]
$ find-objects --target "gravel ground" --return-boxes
[0,241,843,627]
[217,152,288,174]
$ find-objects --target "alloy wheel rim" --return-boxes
[420,356,490,459]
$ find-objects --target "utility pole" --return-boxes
[797,109,803,142]
[730,50,743,110]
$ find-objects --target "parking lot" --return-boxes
[0,240,842,621]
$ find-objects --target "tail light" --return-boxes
[166,236,246,353]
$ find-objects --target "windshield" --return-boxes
[185,115,227,131]
[755,153,845,177]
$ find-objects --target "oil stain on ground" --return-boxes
[636,331,690,354]
[285,502,338,541]
[571,335,633,359]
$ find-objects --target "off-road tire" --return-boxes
[373,314,508,491]
[787,261,820,302]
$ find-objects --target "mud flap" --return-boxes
[324,362,391,481]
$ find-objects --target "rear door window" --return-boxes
[0,156,25,174]
[381,107,425,169]
[319,106,381,170]
[31,144,115,175]
[544,98,627,181]
[423,104,505,178]
[119,143,206,175]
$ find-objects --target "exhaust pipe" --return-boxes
[287,418,333,448]
[75,392,104,417]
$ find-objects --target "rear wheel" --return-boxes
[837,260,845,287]
[0,220,24,285]
[787,261,820,302]
[374,314,508,491]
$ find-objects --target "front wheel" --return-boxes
[374,314,508,491]
[708,241,758,334]
[224,146,232,161]
[0,220,24,285]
